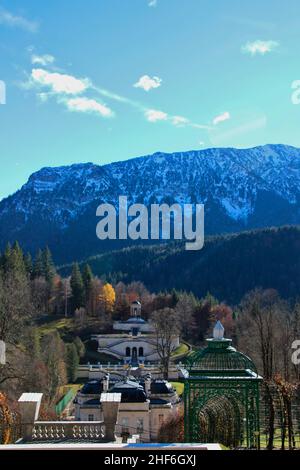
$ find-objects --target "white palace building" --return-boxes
[92,301,180,364]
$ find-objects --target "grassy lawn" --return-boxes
[171,381,184,396]
[37,317,75,336]
[55,384,83,409]
[171,343,189,357]
[259,430,300,449]
[36,315,113,343]
[58,383,83,397]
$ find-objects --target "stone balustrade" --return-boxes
[32,421,105,441]
[17,392,121,444]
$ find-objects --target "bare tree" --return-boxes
[74,307,87,328]
[151,308,180,379]
[274,375,297,450]
[0,272,32,344]
[175,293,195,340]
[237,289,282,450]
[0,272,33,387]
[31,276,49,315]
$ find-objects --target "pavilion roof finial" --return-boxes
[213,320,225,340]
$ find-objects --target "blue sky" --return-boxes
[0,0,300,200]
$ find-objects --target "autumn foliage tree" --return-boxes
[0,393,18,444]
[158,410,184,443]
[99,283,116,315]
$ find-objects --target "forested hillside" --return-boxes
[65,225,300,304]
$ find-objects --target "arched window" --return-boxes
[126,347,130,357]
[139,347,144,357]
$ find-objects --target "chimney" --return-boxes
[145,374,151,397]
[18,393,43,441]
[102,373,110,392]
[101,392,121,441]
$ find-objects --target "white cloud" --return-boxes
[0,7,38,32]
[145,109,168,122]
[148,0,158,7]
[25,63,209,130]
[213,111,230,126]
[31,54,55,66]
[65,97,114,118]
[172,115,189,127]
[95,85,210,130]
[192,123,212,130]
[31,68,89,95]
[291,80,300,105]
[242,40,279,56]
[134,75,162,92]
[28,68,113,120]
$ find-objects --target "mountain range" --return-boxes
[0,144,299,263]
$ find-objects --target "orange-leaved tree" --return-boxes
[99,283,116,314]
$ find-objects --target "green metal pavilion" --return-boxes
[182,321,262,449]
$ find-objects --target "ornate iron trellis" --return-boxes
[182,325,262,449]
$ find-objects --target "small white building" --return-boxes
[92,301,180,364]
[74,374,181,442]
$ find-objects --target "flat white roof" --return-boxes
[100,392,122,402]
[18,393,43,403]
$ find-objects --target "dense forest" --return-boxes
[0,241,237,412]
[0,239,300,449]
[60,225,300,304]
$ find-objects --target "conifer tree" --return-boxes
[66,343,79,383]
[82,264,93,311]
[24,253,33,277]
[170,289,180,307]
[70,263,85,312]
[10,242,26,275]
[1,243,12,273]
[42,247,56,285]
[2,242,26,276]
[33,249,44,278]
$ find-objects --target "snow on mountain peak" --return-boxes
[0,144,299,253]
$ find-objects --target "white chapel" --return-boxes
[92,300,180,364]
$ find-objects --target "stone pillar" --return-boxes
[100,392,121,442]
[18,393,43,441]
[145,374,151,397]
[102,373,110,392]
